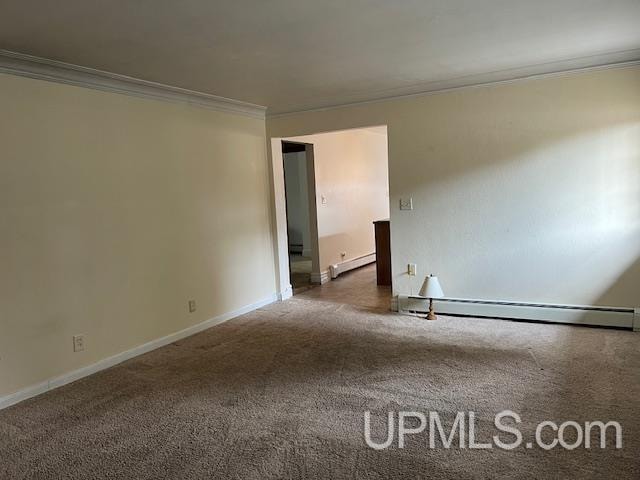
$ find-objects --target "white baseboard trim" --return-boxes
[634,308,640,332]
[0,293,278,411]
[330,252,376,279]
[278,284,293,301]
[390,295,399,312]
[398,295,636,329]
[310,270,330,285]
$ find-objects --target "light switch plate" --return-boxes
[408,263,417,276]
[188,300,197,313]
[400,198,413,210]
[73,334,85,352]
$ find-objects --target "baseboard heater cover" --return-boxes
[398,295,636,329]
[330,252,376,279]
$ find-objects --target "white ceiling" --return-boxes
[1,0,639,114]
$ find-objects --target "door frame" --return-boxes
[270,139,320,299]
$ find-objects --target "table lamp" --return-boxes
[419,274,444,320]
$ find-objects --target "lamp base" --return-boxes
[427,299,437,320]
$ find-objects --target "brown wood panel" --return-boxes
[373,220,391,286]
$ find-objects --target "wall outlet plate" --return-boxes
[408,263,417,276]
[73,334,85,352]
[400,198,413,210]
[188,300,197,313]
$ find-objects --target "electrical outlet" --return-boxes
[400,198,413,210]
[73,334,85,352]
[408,263,417,276]
[188,300,197,313]
[321,195,327,205]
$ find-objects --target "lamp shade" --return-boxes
[419,275,444,298]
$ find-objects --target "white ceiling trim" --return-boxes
[0,50,267,119]
[268,56,640,118]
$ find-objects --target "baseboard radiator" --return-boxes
[330,253,376,279]
[397,295,639,329]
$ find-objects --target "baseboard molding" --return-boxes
[634,308,640,332]
[330,253,376,279]
[0,293,278,410]
[390,295,399,312]
[398,295,636,329]
[0,50,266,119]
[278,284,293,301]
[310,270,330,285]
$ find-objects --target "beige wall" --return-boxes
[0,73,276,397]
[268,66,640,308]
[283,127,390,274]
[2,65,639,399]
[283,151,311,254]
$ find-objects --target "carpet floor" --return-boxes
[1,294,639,479]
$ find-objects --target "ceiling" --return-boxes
[1,0,639,114]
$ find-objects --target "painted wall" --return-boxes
[268,66,640,308]
[283,151,312,255]
[0,73,276,397]
[283,128,390,275]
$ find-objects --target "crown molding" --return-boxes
[268,56,640,118]
[3,49,638,120]
[0,50,266,119]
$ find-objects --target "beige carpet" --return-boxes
[1,297,638,479]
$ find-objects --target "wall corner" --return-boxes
[390,295,399,312]
[310,270,330,285]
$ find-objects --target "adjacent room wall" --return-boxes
[283,127,390,275]
[0,73,276,398]
[268,66,640,308]
[283,151,312,255]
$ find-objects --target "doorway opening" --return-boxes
[282,141,318,293]
[272,126,391,307]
